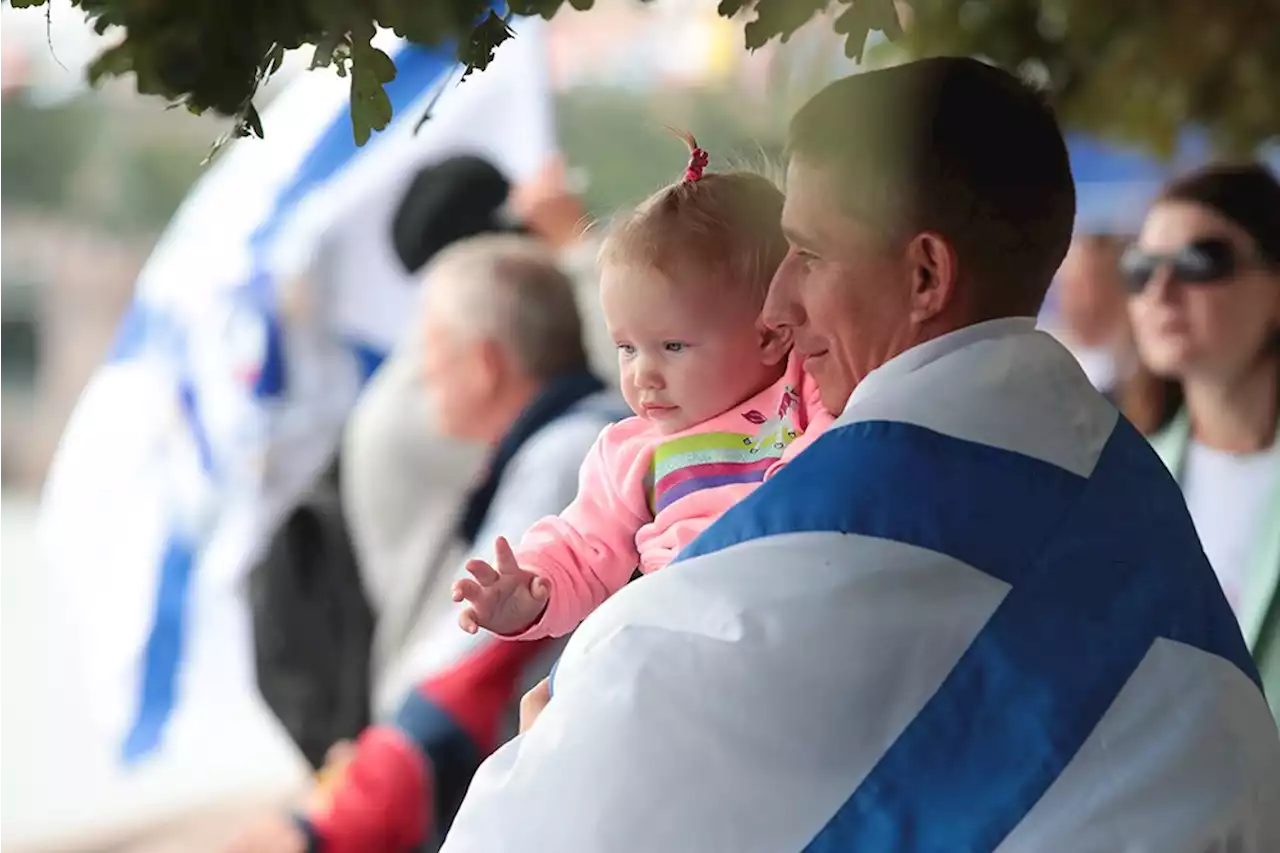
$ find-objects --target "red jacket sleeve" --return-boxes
[307,726,430,853]
[305,635,552,853]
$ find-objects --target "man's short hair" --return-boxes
[425,234,588,380]
[788,57,1076,317]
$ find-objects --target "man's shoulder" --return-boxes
[514,391,629,471]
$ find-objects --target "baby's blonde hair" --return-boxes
[598,132,788,308]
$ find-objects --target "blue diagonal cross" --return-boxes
[679,417,1259,852]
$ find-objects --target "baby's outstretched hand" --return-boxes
[453,536,549,635]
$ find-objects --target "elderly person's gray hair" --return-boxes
[423,234,589,380]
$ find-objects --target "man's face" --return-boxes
[763,158,917,415]
[419,280,500,442]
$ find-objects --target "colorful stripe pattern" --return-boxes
[650,430,795,513]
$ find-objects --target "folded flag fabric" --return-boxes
[441,318,1280,853]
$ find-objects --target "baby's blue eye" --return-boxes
[617,344,636,356]
[664,342,686,353]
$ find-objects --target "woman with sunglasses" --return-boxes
[1124,162,1280,721]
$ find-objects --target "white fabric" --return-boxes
[841,318,1117,478]
[1183,439,1280,612]
[442,320,1280,852]
[446,533,1011,852]
[998,639,1278,853]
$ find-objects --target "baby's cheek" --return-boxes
[619,384,643,417]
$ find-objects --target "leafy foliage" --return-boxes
[6,0,897,148]
[7,0,1279,155]
[896,0,1280,157]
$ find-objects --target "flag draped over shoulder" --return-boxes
[36,18,555,767]
[442,318,1280,853]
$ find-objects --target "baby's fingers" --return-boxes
[458,607,481,635]
[530,576,550,600]
[453,577,485,603]
[465,558,500,585]
[494,536,519,573]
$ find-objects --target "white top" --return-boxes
[1183,439,1280,614]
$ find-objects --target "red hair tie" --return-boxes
[666,127,709,183]
[684,146,709,182]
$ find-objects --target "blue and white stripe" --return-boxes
[442,319,1280,853]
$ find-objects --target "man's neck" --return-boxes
[1184,359,1280,454]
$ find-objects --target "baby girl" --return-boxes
[454,135,832,639]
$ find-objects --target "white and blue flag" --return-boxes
[443,319,1280,852]
[37,17,555,767]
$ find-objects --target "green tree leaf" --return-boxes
[349,31,397,144]
[458,10,516,80]
[742,0,829,50]
[86,42,134,86]
[57,0,1280,155]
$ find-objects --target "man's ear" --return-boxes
[907,231,958,324]
[472,338,508,398]
[757,320,793,366]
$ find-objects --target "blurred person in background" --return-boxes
[233,233,622,853]
[1052,234,1181,434]
[339,153,619,725]
[252,152,620,766]
[1054,233,1137,395]
[1125,162,1280,721]
[251,154,531,772]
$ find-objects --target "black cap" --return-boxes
[390,154,526,274]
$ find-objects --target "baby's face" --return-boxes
[600,263,779,434]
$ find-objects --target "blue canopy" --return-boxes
[1067,130,1280,235]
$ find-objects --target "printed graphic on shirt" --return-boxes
[740,384,802,455]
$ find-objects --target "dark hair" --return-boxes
[787,57,1076,317]
[391,154,525,274]
[600,133,787,307]
[1156,162,1280,265]
[1142,161,1280,436]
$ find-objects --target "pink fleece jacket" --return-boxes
[513,353,832,639]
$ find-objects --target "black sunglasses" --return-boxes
[1119,238,1243,294]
